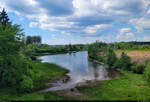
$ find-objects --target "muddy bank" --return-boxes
[35,74,70,93]
[53,80,103,99]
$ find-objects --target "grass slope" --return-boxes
[0,62,73,101]
[77,70,150,101]
[31,62,69,90]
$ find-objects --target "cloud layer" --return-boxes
[0,0,150,44]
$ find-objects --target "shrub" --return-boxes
[131,62,145,74]
[30,56,37,61]
[119,52,132,71]
[114,52,132,71]
[144,62,150,82]
[18,75,34,93]
[114,59,122,69]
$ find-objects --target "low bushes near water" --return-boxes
[105,48,117,68]
[18,75,34,93]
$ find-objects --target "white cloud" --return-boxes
[84,24,110,34]
[120,28,131,34]
[147,8,150,14]
[117,28,135,41]
[29,22,38,28]
[130,18,150,31]
[144,36,150,41]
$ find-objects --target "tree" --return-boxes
[88,41,100,60]
[69,44,73,51]
[105,48,117,68]
[118,52,132,70]
[25,36,42,44]
[0,9,33,89]
[0,8,9,30]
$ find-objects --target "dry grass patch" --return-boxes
[115,51,150,65]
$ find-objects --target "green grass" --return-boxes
[0,61,72,101]
[12,92,75,101]
[0,88,74,101]
[77,70,150,101]
[32,62,68,80]
[31,62,69,90]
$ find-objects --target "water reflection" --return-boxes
[38,51,121,91]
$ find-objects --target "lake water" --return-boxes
[38,51,121,91]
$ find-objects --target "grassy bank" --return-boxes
[31,62,69,90]
[76,70,150,101]
[0,61,74,101]
[0,88,74,101]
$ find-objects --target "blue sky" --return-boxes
[0,0,150,45]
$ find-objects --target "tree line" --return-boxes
[25,36,42,44]
[88,41,150,83]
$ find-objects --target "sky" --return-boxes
[0,0,150,45]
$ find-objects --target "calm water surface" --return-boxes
[38,51,121,91]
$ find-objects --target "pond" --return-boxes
[38,51,121,91]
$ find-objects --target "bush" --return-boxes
[18,75,34,93]
[30,56,37,61]
[131,62,145,74]
[114,52,132,71]
[119,52,132,71]
[114,59,122,69]
[144,62,150,82]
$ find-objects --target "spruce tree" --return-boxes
[0,8,9,30]
[0,9,33,89]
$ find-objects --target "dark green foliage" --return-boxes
[0,9,9,30]
[131,62,145,74]
[144,62,150,82]
[18,75,34,93]
[105,48,117,67]
[30,56,37,61]
[24,44,85,57]
[88,41,100,60]
[114,52,132,71]
[113,41,150,50]
[0,54,31,87]
[120,52,132,70]
[0,9,33,92]
[114,59,122,69]
[26,36,42,44]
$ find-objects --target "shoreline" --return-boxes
[36,55,122,94]
[34,50,86,56]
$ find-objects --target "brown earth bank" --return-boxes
[115,50,150,65]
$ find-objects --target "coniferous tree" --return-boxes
[0,9,33,90]
[105,48,117,68]
[0,8,9,30]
